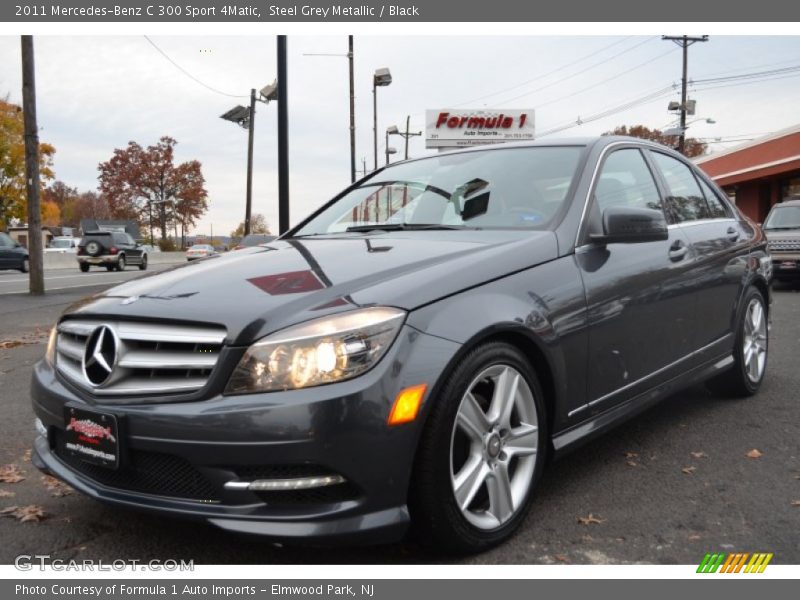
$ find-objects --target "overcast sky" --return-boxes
[0,35,799,237]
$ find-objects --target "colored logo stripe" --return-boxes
[697,552,773,573]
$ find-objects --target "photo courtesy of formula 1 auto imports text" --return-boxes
[0,0,798,597]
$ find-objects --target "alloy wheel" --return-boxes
[743,297,767,383]
[449,364,539,530]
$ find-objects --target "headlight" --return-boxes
[45,326,57,365]
[225,306,406,394]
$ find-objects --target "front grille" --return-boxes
[55,319,226,397]
[53,431,221,502]
[768,239,800,252]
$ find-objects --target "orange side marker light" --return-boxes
[388,384,427,426]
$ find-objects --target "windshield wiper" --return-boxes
[345,223,468,233]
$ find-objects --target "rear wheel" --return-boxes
[138,254,148,271]
[409,342,547,553]
[116,256,126,271]
[79,263,90,273]
[707,287,768,397]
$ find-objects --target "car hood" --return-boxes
[63,231,559,345]
[764,228,800,240]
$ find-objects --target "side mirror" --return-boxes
[590,206,668,244]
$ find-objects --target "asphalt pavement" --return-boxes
[0,263,176,296]
[0,278,798,565]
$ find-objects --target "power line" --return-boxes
[142,36,248,99]
[449,36,636,108]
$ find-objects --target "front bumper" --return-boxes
[770,253,800,278]
[30,325,460,543]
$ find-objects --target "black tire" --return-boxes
[116,256,126,271]
[408,341,548,554]
[706,287,768,397]
[105,265,114,272]
[138,254,148,271]
[19,258,29,273]
[79,263,90,273]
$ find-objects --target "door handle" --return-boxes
[726,226,740,242]
[668,240,689,261]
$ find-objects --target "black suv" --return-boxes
[0,232,29,272]
[76,231,148,272]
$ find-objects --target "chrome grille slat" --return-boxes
[54,319,226,399]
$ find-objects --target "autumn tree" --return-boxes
[97,136,208,242]
[230,213,271,247]
[60,191,111,229]
[604,125,708,158]
[42,180,78,208]
[0,98,56,229]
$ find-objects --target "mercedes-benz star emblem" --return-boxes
[82,325,117,387]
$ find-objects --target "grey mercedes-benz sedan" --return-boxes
[31,137,771,553]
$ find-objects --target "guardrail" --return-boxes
[43,251,186,270]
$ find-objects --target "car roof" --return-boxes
[773,200,800,207]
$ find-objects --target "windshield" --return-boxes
[293,146,584,236]
[764,205,800,230]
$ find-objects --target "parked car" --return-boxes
[76,231,148,272]
[185,244,218,261]
[234,233,276,250]
[31,137,770,553]
[45,236,80,254]
[0,232,29,272]
[763,199,800,282]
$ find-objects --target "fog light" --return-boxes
[223,474,346,491]
[34,418,47,438]
[388,384,427,426]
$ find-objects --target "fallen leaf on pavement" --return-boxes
[0,341,24,349]
[682,466,697,475]
[746,449,763,459]
[624,452,639,459]
[41,475,73,497]
[554,554,570,563]
[577,513,605,525]
[0,505,47,523]
[626,460,638,467]
[22,450,31,463]
[791,500,800,507]
[688,534,702,541]
[690,451,708,459]
[0,490,14,498]
[0,465,25,484]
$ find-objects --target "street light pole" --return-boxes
[372,68,392,171]
[348,36,356,183]
[244,88,256,236]
[277,35,290,234]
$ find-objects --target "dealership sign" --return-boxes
[425,109,535,148]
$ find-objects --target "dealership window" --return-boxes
[651,152,709,222]
[594,149,662,213]
[781,176,800,201]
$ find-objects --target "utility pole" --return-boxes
[277,35,289,234]
[245,88,256,236]
[402,115,422,160]
[662,35,708,155]
[20,36,43,295]
[348,36,356,183]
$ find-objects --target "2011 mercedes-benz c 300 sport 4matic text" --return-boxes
[31,137,771,553]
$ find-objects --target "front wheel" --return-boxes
[707,287,768,397]
[138,254,148,271]
[19,258,29,273]
[409,342,547,554]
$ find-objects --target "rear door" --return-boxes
[576,146,697,414]
[0,233,12,268]
[649,151,747,358]
[123,233,143,263]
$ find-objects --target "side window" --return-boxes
[594,148,662,213]
[0,233,11,247]
[698,177,732,219]
[651,152,709,223]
